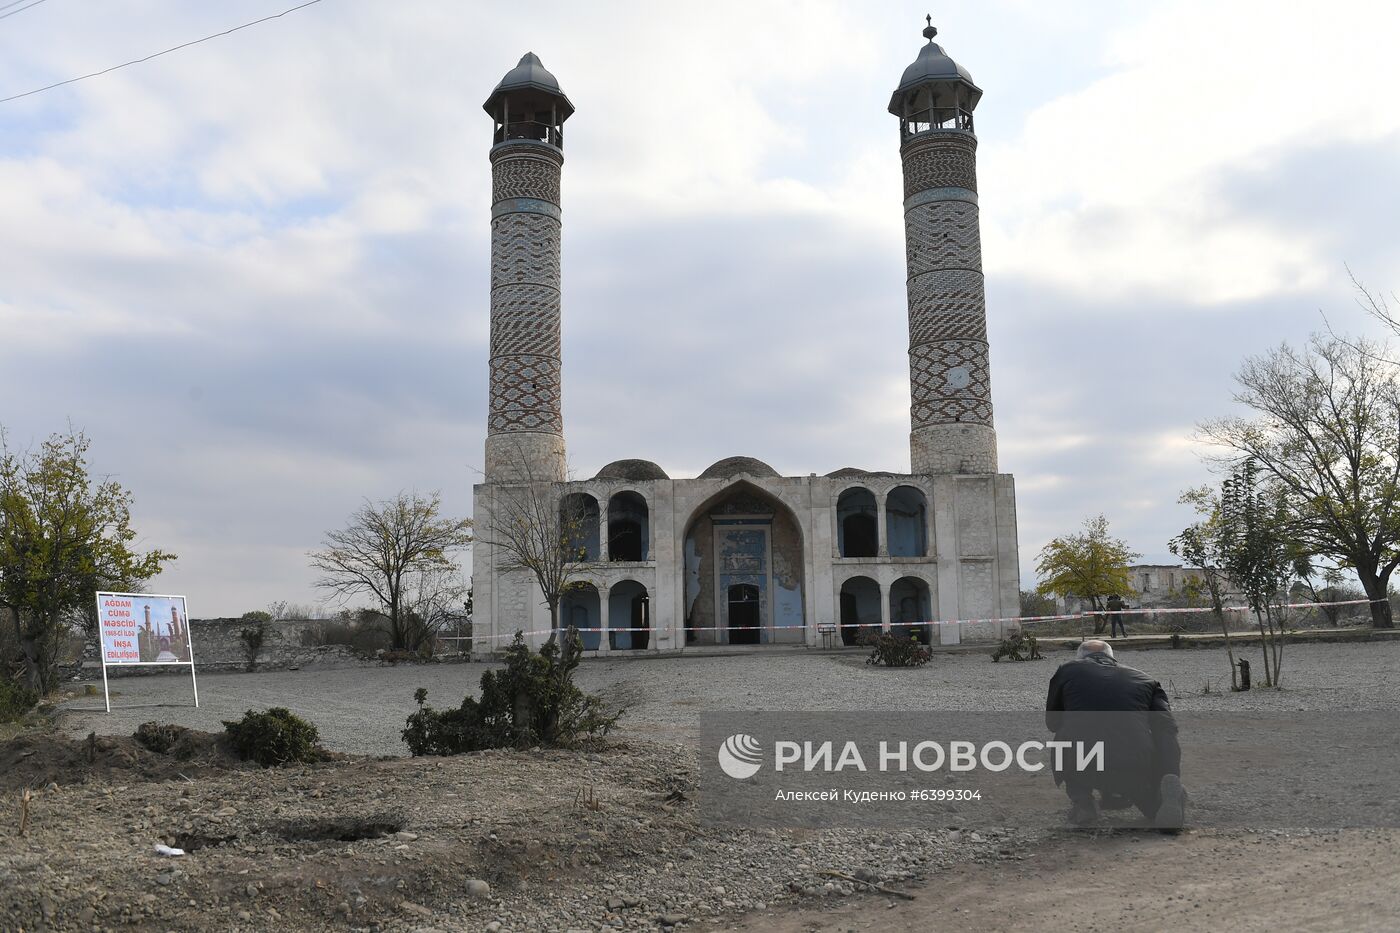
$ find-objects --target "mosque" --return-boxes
[471,21,1020,654]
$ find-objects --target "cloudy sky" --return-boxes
[3,0,1399,616]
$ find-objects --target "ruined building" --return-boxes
[472,23,1020,653]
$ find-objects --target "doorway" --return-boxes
[727,584,761,645]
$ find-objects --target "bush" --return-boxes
[134,721,200,758]
[864,631,931,668]
[222,707,322,766]
[240,610,273,624]
[238,620,267,672]
[0,676,38,722]
[403,628,621,756]
[991,631,1043,662]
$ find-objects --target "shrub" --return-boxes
[0,676,38,722]
[864,631,931,668]
[402,628,621,756]
[240,610,273,624]
[991,631,1043,662]
[238,620,267,672]
[222,707,322,766]
[134,721,202,759]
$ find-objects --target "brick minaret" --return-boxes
[890,20,997,475]
[482,53,573,482]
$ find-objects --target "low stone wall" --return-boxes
[177,618,362,672]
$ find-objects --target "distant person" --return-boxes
[1105,593,1128,638]
[1045,640,1186,830]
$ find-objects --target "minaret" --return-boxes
[890,19,997,474]
[482,53,573,482]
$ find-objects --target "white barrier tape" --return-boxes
[469,598,1386,643]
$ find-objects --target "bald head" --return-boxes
[1076,639,1114,660]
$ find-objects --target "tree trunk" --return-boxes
[1254,610,1273,687]
[1357,568,1394,629]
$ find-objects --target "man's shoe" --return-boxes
[1069,798,1099,827]
[1156,774,1187,832]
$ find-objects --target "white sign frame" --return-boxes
[94,591,200,713]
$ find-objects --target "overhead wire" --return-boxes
[0,0,49,22]
[0,0,325,104]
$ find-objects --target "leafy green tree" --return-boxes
[1035,515,1139,634]
[1200,335,1400,628]
[1171,486,1242,689]
[0,428,174,694]
[309,491,472,651]
[1216,460,1301,687]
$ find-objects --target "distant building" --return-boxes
[1055,564,1239,614]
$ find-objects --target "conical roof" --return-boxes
[887,24,982,115]
[483,52,574,120]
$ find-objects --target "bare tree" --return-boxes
[309,491,473,650]
[400,565,468,653]
[1171,487,1242,690]
[476,449,592,642]
[1200,335,1400,629]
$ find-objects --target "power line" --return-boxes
[0,0,325,104]
[0,0,40,12]
[0,0,49,21]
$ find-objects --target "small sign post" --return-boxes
[94,592,199,712]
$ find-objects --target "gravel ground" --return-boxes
[60,641,1400,756]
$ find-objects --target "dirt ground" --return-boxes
[717,828,1400,933]
[8,643,1400,931]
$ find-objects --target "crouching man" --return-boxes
[1045,640,1187,830]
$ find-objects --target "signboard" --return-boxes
[94,592,200,711]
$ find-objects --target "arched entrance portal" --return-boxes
[838,576,881,646]
[682,482,806,646]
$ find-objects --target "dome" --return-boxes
[827,467,871,478]
[699,457,781,480]
[595,459,669,482]
[483,52,575,120]
[887,24,982,116]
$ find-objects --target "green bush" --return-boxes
[991,631,1044,662]
[403,628,621,756]
[0,676,38,722]
[240,610,273,624]
[222,707,322,766]
[864,631,931,668]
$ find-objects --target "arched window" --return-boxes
[836,488,878,558]
[560,583,601,651]
[608,491,649,561]
[886,486,928,557]
[838,576,881,646]
[560,493,600,562]
[608,580,650,650]
[889,576,933,642]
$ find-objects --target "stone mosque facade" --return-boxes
[472,24,1020,655]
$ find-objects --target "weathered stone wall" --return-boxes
[186,619,363,672]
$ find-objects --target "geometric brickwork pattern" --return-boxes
[490,283,561,359]
[909,340,992,428]
[488,354,563,433]
[491,212,562,288]
[489,145,565,440]
[901,133,996,465]
[901,132,978,198]
[492,146,563,204]
[904,200,982,275]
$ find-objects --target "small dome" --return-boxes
[595,459,669,482]
[483,52,575,121]
[887,22,982,116]
[699,457,781,480]
[896,41,975,91]
[827,467,871,478]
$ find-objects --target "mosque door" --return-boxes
[714,524,770,645]
[727,585,761,645]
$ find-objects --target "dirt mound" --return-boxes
[0,724,251,790]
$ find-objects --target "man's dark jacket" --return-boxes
[1044,652,1180,794]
